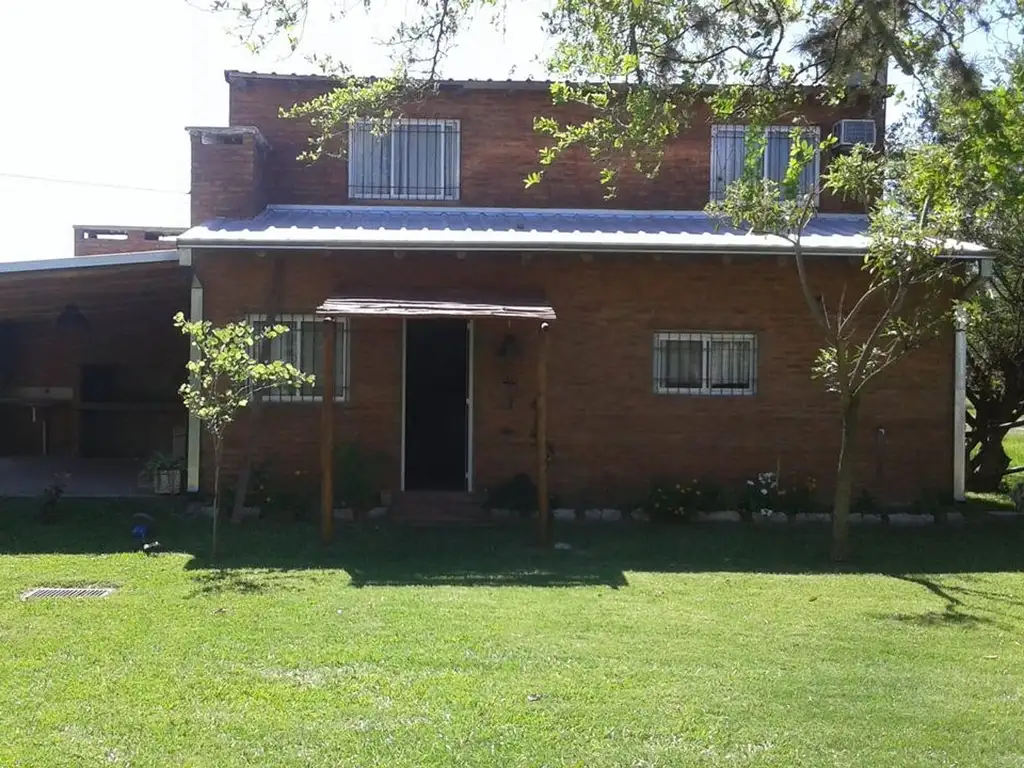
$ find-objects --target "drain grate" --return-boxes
[21,587,116,601]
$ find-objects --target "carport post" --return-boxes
[537,321,551,548]
[320,318,337,543]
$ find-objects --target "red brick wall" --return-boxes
[189,133,269,224]
[196,249,952,504]
[74,227,183,257]
[221,76,878,215]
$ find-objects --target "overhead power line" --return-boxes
[0,172,188,195]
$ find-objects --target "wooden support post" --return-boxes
[537,321,551,548]
[320,318,337,544]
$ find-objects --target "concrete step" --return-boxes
[390,491,488,524]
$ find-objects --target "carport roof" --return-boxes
[0,250,178,275]
[0,250,188,322]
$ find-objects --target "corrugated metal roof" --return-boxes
[178,205,864,255]
[317,291,556,320]
[178,205,989,257]
[224,70,567,90]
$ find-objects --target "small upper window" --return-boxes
[710,125,821,202]
[348,119,460,201]
[653,331,757,396]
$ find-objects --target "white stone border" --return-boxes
[484,507,982,526]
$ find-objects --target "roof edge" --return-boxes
[262,203,869,222]
[0,250,181,276]
[222,70,851,98]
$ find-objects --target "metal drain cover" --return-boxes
[21,587,115,600]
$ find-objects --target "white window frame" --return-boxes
[653,331,758,396]
[246,314,350,403]
[348,118,461,202]
[710,124,821,203]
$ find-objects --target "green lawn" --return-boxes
[965,431,1024,510]
[2,504,1024,767]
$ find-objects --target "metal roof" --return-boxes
[317,291,556,320]
[224,70,561,90]
[0,250,180,275]
[177,205,989,257]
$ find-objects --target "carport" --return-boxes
[0,251,190,496]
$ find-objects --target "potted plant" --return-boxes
[145,452,184,495]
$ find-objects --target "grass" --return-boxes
[965,431,1024,510]
[1,502,1024,767]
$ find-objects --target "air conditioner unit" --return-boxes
[834,119,877,148]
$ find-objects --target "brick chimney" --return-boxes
[187,126,270,225]
[73,225,185,257]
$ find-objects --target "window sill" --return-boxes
[263,396,349,404]
[348,192,460,203]
[655,387,756,397]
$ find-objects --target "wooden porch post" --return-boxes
[537,321,551,548]
[320,318,337,543]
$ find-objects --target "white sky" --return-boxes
[0,0,552,261]
[0,0,1008,262]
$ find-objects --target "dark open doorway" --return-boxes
[404,319,469,491]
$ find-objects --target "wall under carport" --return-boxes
[0,252,191,461]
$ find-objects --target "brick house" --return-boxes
[176,70,985,520]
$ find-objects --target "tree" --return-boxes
[916,55,1024,490]
[709,139,964,560]
[175,313,314,559]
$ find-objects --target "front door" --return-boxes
[403,319,469,491]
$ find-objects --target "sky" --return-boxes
[0,0,553,262]
[0,1,1012,263]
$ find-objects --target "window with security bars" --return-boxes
[247,314,349,402]
[348,119,460,201]
[653,332,757,395]
[710,124,821,202]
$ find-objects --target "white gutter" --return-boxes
[186,275,204,493]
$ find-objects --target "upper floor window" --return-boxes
[348,119,460,201]
[710,125,820,202]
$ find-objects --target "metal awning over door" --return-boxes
[315,292,556,320]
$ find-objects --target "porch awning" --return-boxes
[316,292,556,320]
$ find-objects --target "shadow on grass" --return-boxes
[870,575,1000,629]
[187,568,326,598]
[2,499,1024,591]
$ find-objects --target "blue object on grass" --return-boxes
[131,524,149,541]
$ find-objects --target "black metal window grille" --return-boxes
[248,314,349,402]
[710,124,820,202]
[653,331,757,396]
[348,119,460,201]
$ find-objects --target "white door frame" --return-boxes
[466,319,475,492]
[400,319,408,491]
[400,318,474,492]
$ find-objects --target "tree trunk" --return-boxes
[831,397,861,562]
[212,437,223,561]
[970,430,1011,490]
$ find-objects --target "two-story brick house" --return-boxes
[176,70,983,520]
